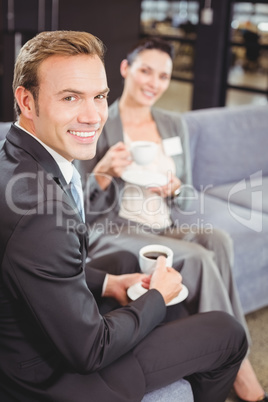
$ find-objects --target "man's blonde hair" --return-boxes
[13,30,105,116]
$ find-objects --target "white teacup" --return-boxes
[139,244,173,275]
[130,141,157,165]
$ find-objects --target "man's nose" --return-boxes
[77,99,101,125]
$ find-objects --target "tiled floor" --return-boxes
[226,306,268,402]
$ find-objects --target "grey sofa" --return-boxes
[145,103,268,400]
[1,103,267,401]
[181,103,268,315]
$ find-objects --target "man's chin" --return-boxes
[76,148,97,161]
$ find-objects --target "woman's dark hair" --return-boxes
[126,37,174,66]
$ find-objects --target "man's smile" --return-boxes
[68,130,97,138]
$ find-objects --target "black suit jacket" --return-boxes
[0,124,166,402]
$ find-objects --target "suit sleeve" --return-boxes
[3,197,166,374]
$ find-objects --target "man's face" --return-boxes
[21,54,109,161]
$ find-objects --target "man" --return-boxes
[0,30,247,402]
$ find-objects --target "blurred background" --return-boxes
[0,0,268,121]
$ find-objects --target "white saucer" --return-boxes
[121,170,168,187]
[127,283,189,306]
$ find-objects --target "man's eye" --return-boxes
[64,96,76,102]
[96,94,108,100]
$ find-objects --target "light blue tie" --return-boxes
[70,165,85,221]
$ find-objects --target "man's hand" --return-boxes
[103,273,148,306]
[93,142,132,190]
[149,256,183,305]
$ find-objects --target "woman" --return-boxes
[77,37,267,402]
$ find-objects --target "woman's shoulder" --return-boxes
[152,107,189,142]
[152,107,186,132]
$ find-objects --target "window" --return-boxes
[226,2,268,106]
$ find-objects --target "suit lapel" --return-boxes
[151,108,178,140]
[7,124,66,183]
[6,123,89,256]
[7,124,83,221]
[105,99,124,147]
[7,124,79,209]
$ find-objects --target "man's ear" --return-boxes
[120,59,129,78]
[15,86,36,119]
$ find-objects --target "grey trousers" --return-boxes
[88,219,251,343]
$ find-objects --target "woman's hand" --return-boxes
[148,173,181,198]
[93,141,132,190]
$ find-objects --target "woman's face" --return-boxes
[121,49,173,107]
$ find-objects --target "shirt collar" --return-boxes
[15,122,73,184]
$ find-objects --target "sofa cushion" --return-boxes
[142,379,193,402]
[172,192,268,314]
[183,105,268,189]
[206,174,268,214]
